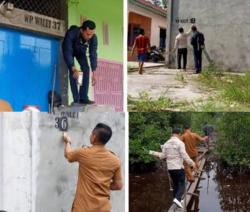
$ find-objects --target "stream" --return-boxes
[129,157,250,212]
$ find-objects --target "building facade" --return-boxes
[167,0,250,71]
[0,0,67,111]
[68,0,124,111]
[0,0,124,111]
[128,0,167,61]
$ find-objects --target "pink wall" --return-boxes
[94,59,123,111]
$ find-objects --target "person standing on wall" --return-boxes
[62,20,98,105]
[131,28,151,75]
[150,128,198,209]
[190,25,205,74]
[63,123,123,212]
[171,27,192,71]
[181,125,208,182]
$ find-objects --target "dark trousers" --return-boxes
[69,68,90,103]
[177,48,187,69]
[169,169,185,201]
[193,49,202,73]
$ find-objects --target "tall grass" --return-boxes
[198,64,250,105]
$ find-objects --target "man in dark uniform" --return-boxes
[62,20,98,105]
[190,26,205,74]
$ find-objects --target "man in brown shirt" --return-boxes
[63,123,123,212]
[181,125,208,182]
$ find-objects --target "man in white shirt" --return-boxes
[172,27,192,71]
[150,128,197,209]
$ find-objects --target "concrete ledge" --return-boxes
[54,104,115,113]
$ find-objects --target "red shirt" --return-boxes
[135,35,150,54]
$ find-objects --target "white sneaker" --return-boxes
[173,198,184,209]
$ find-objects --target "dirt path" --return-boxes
[128,67,215,103]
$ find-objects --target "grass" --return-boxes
[128,92,173,112]
[197,64,250,107]
[175,72,187,84]
[128,63,250,112]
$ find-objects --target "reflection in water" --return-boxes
[129,164,172,212]
[130,158,250,212]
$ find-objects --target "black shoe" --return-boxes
[80,100,95,104]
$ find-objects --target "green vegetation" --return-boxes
[129,112,215,168]
[198,64,250,106]
[129,113,172,167]
[128,92,249,112]
[175,72,187,84]
[129,112,250,172]
[128,92,173,112]
[214,113,250,170]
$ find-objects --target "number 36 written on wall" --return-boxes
[55,116,69,131]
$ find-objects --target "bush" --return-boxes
[214,113,250,169]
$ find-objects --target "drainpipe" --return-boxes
[31,112,39,212]
[166,0,173,67]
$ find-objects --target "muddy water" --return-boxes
[129,159,250,212]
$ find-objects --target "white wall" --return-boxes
[128,3,167,47]
[0,112,125,212]
[169,0,250,71]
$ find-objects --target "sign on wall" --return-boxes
[175,18,196,24]
[0,3,65,37]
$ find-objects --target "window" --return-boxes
[102,22,109,45]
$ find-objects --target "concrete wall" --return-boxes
[67,0,123,104]
[0,112,125,212]
[68,0,123,62]
[168,0,250,71]
[128,3,167,47]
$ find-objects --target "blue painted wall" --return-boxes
[0,27,60,111]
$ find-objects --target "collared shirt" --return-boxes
[62,25,98,72]
[181,130,203,158]
[159,136,194,170]
[67,145,121,212]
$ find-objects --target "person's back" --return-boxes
[181,130,201,158]
[191,31,205,51]
[159,134,195,171]
[64,123,122,212]
[175,33,189,49]
[152,128,195,209]
[135,34,150,54]
[69,146,121,212]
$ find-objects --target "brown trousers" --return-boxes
[184,156,198,181]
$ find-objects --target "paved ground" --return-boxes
[128,61,165,69]
[128,67,214,103]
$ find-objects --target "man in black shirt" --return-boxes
[191,26,205,74]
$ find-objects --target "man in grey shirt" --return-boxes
[150,128,197,209]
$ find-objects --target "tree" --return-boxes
[162,0,168,9]
[151,0,162,7]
